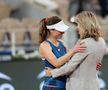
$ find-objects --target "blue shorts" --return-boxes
[42,77,66,90]
[42,85,66,90]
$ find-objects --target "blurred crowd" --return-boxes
[22,0,108,39]
[0,0,108,61]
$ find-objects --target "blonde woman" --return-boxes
[46,11,106,90]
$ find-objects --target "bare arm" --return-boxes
[39,40,86,68]
[39,41,74,68]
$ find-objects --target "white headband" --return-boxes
[46,21,69,32]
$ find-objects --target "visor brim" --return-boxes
[47,21,69,32]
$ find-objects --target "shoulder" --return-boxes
[81,37,105,43]
[99,37,106,44]
[80,38,92,42]
[80,37,106,50]
[80,38,95,46]
[39,41,51,50]
[78,38,91,47]
[98,37,106,50]
[39,41,52,58]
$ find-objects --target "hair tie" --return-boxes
[44,17,48,23]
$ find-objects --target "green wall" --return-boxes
[0,59,44,90]
[0,56,108,90]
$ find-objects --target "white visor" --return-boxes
[46,21,69,32]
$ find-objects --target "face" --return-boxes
[50,29,64,39]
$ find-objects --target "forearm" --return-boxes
[52,53,89,78]
[52,61,80,78]
[55,49,74,67]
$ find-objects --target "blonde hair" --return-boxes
[75,11,102,41]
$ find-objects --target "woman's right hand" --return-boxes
[72,41,86,54]
[96,63,102,70]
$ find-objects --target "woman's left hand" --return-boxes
[45,68,52,76]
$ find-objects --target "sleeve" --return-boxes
[52,52,90,78]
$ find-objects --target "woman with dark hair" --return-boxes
[39,16,86,90]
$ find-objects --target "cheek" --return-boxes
[57,33,63,38]
[54,32,60,37]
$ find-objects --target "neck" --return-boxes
[48,36,58,45]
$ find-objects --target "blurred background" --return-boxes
[0,0,108,90]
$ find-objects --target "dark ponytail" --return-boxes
[39,18,49,44]
[39,16,62,44]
